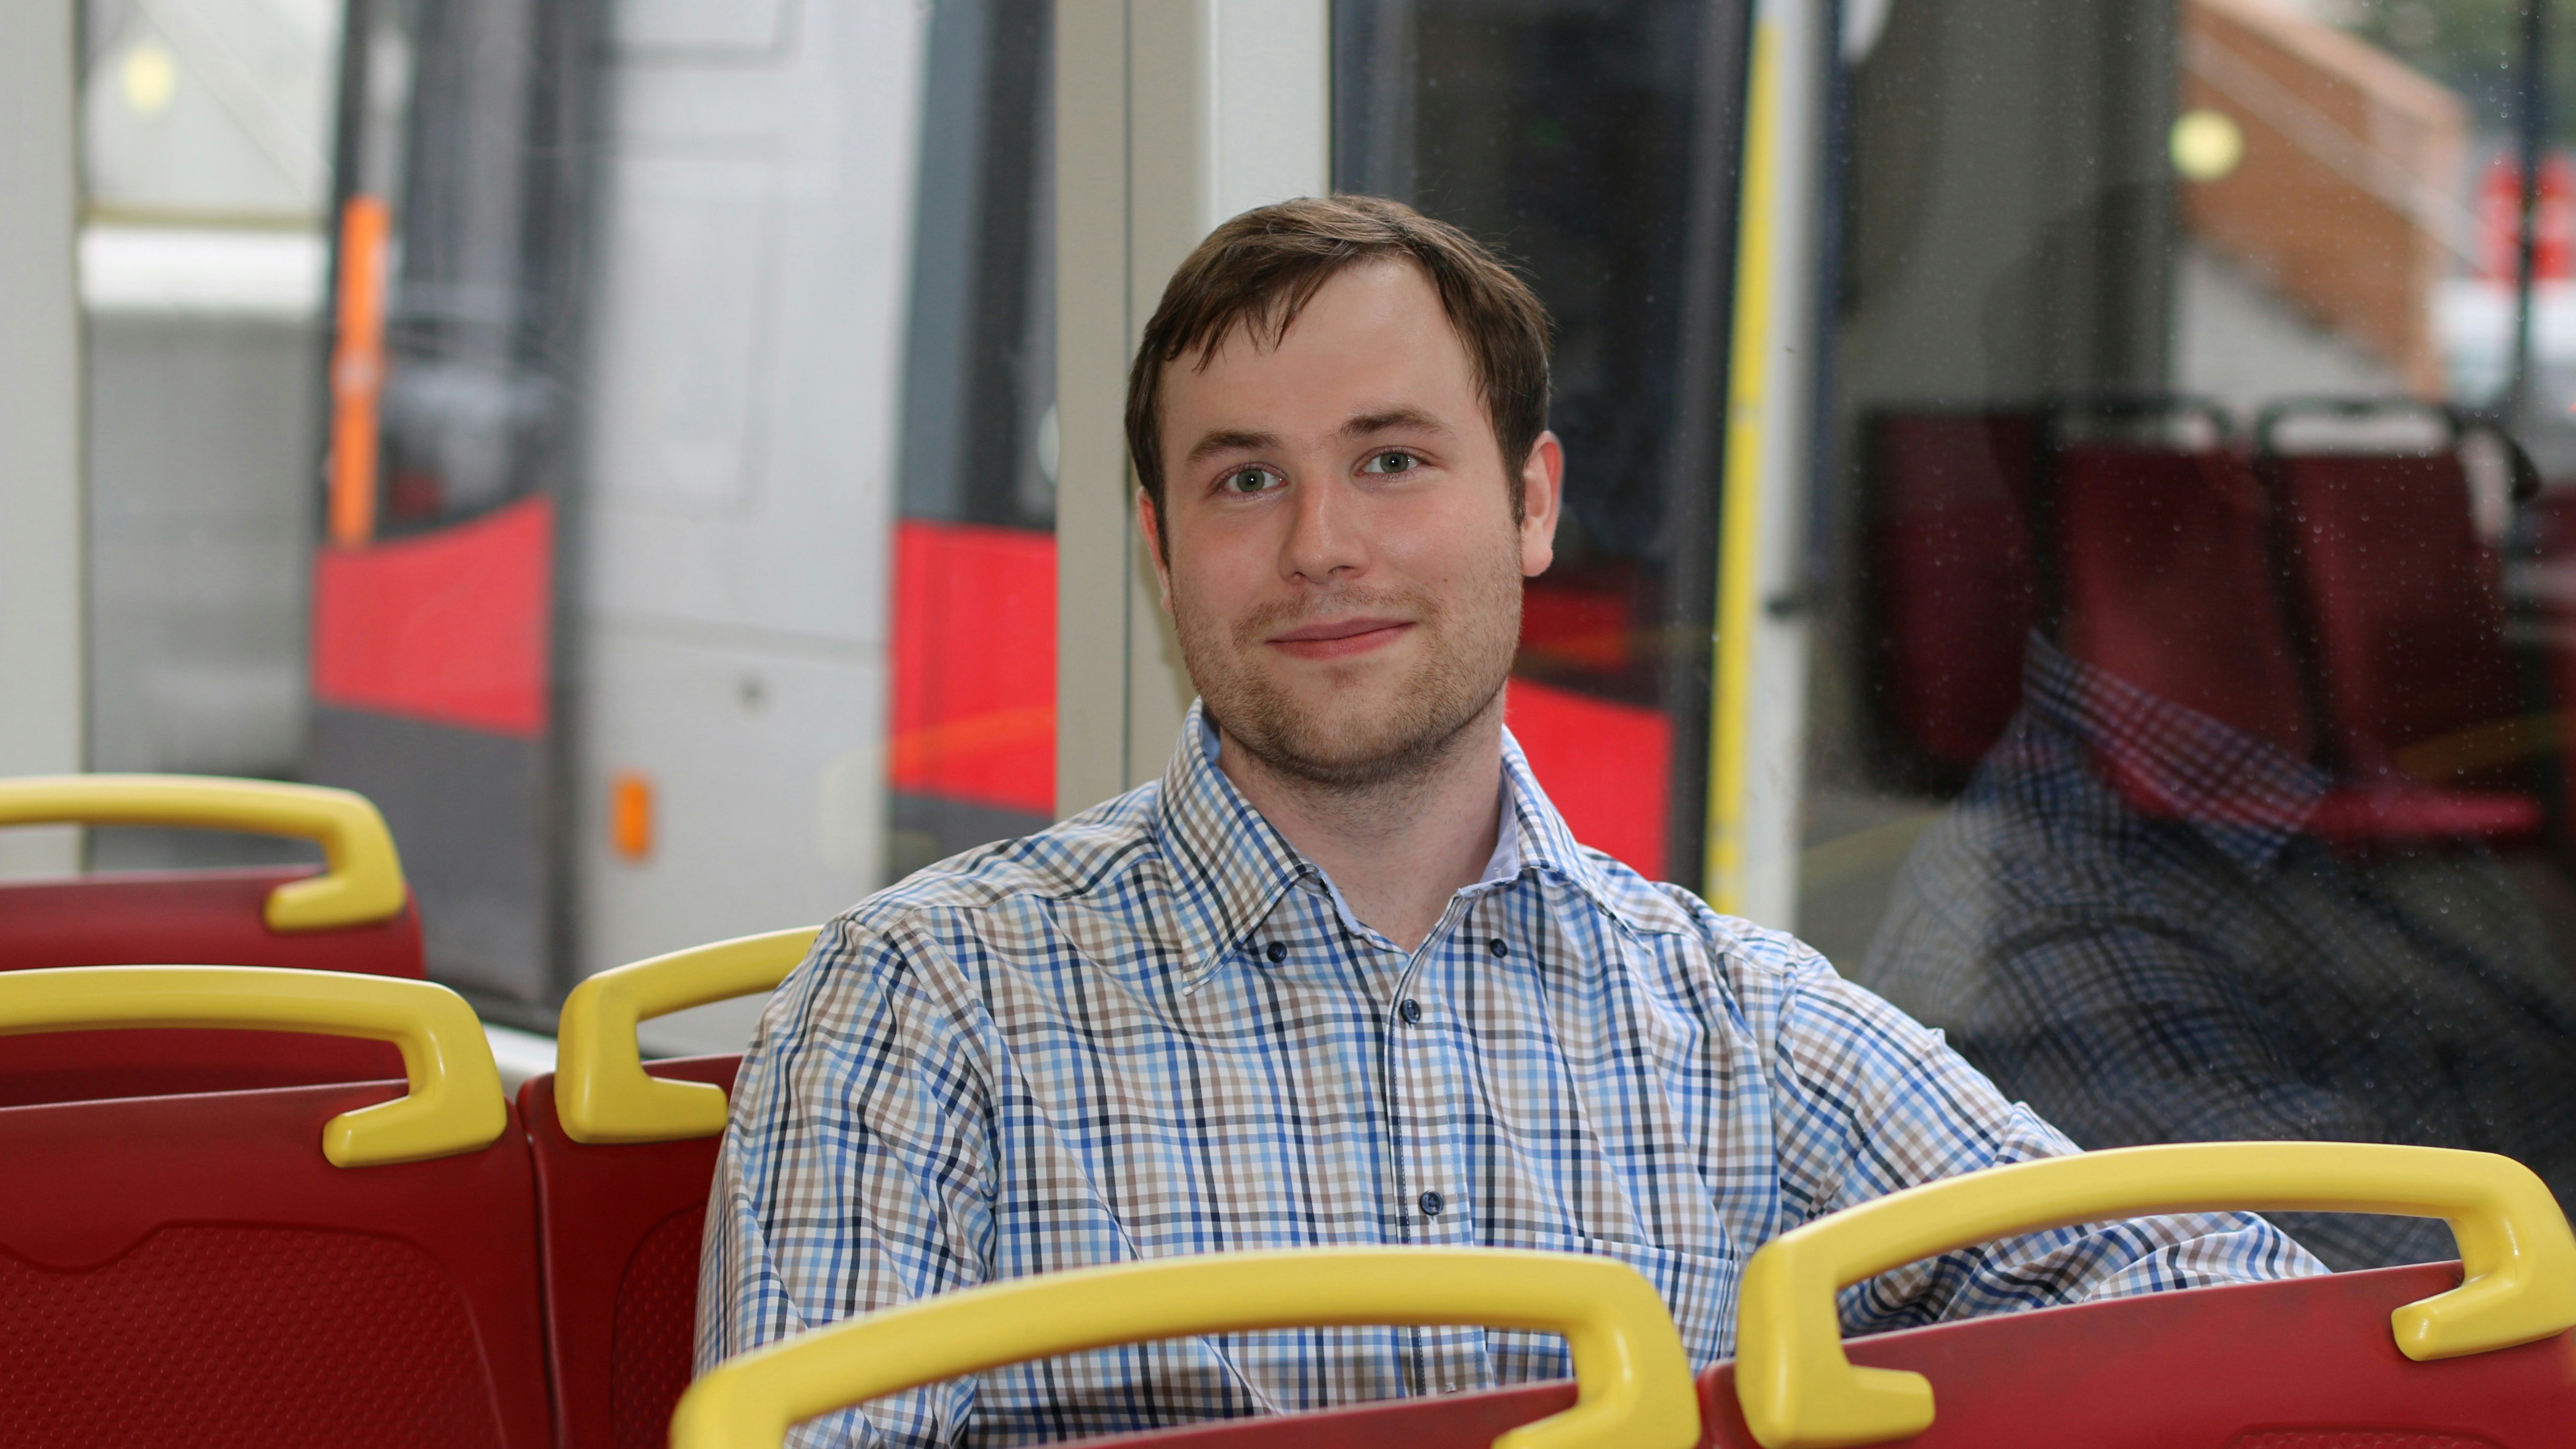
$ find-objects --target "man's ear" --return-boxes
[1518,430,1565,578]
[1137,487,1175,614]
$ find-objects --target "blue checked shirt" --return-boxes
[1864,635,2576,1272]
[700,701,2318,1447]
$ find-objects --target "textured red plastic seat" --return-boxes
[524,926,818,1449]
[0,776,423,1103]
[676,1144,2576,1449]
[522,1055,742,1449]
[1864,411,2042,774]
[0,965,551,1449]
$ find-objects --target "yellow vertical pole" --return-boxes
[1705,17,1782,914]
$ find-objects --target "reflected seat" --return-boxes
[0,775,423,1103]
[673,1143,2576,1449]
[1862,411,2043,779]
[2047,411,2541,846]
[0,965,551,1449]
[2258,403,2544,840]
[518,926,819,1449]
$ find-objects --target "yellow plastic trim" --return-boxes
[672,1247,1700,1449]
[555,926,821,1144]
[1705,16,1780,915]
[0,965,506,1167]
[0,773,408,931]
[1734,1141,2576,1449]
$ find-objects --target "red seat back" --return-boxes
[1055,1263,2574,1449]
[0,869,421,1104]
[2053,439,2319,759]
[521,1055,741,1449]
[1864,412,2042,773]
[2270,451,2525,784]
[0,1077,551,1449]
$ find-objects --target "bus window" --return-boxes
[1812,0,2576,1271]
[76,0,342,873]
[886,0,1057,877]
[1336,0,1755,884]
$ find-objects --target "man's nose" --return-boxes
[1280,473,1367,583]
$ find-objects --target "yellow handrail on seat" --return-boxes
[0,964,506,1166]
[1733,1140,2576,1449]
[0,773,408,931]
[554,925,821,1144]
[673,1247,1701,1449]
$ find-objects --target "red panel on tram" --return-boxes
[311,493,555,739]
[1505,678,1669,882]
[890,519,1056,816]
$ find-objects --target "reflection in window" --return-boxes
[1811,0,2576,1267]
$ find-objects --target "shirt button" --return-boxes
[1399,998,1421,1025]
[1487,938,1508,958]
[1265,941,1287,963]
[1418,1190,1444,1218]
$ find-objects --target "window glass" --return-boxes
[77,0,341,874]
[886,0,1058,876]
[1336,0,1755,882]
[1812,0,2576,1268]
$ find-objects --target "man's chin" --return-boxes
[1223,689,1497,789]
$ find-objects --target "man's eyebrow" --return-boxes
[1343,407,1452,437]
[1185,428,1279,465]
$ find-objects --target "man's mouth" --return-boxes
[1266,616,1416,660]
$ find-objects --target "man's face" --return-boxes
[1142,260,1562,789]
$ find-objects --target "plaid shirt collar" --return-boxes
[1153,699,1684,988]
[2022,635,2328,872]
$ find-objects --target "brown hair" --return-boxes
[1125,194,1553,533]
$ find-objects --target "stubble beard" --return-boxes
[1175,548,1523,797]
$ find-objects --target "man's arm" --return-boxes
[1870,870,2461,1270]
[1756,943,2324,1336]
[695,916,999,1449]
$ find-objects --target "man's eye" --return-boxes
[1361,450,1418,475]
[1223,467,1280,494]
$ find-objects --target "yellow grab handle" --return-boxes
[0,965,507,1167]
[1735,1141,2576,1449]
[673,1247,1700,1449]
[555,925,820,1143]
[0,774,408,931]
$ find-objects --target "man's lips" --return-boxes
[1265,617,1416,660]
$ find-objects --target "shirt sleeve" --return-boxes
[1757,944,2326,1336]
[695,915,1000,1449]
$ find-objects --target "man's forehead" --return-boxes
[1162,263,1478,435]
[1182,258,1457,374]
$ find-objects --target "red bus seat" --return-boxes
[2264,434,2540,837]
[2052,437,2534,844]
[1864,411,2042,776]
[0,776,422,1103]
[675,1143,2576,1449]
[0,965,551,1449]
[521,926,820,1449]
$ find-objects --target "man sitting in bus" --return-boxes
[698,195,2319,1445]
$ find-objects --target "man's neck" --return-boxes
[1212,703,1507,954]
